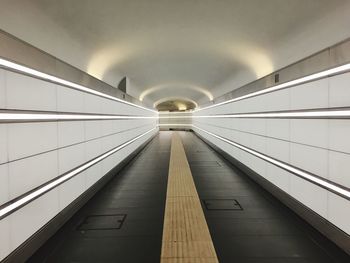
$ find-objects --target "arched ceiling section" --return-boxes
[153,97,198,109]
[139,84,213,103]
[155,99,197,112]
[1,0,350,107]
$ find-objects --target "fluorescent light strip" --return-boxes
[196,63,350,112]
[158,108,350,119]
[0,127,156,219]
[0,58,157,113]
[193,125,350,200]
[194,109,350,119]
[0,112,158,122]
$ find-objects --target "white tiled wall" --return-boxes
[264,88,290,111]
[329,120,350,153]
[84,93,103,114]
[290,143,328,179]
[266,119,290,140]
[58,121,85,147]
[289,176,328,218]
[328,192,350,234]
[290,78,329,110]
[0,69,6,108]
[158,112,192,130]
[85,120,102,140]
[57,86,85,112]
[329,151,350,188]
[8,151,58,200]
[0,164,9,206]
[0,124,8,164]
[329,72,350,107]
[5,71,57,111]
[0,217,10,261]
[7,122,58,161]
[193,71,350,236]
[290,119,329,148]
[0,68,157,261]
[10,189,60,251]
[58,143,86,174]
[58,173,85,210]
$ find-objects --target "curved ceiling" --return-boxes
[1,0,350,108]
[156,99,196,112]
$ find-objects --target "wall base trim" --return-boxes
[194,131,350,256]
[2,133,156,263]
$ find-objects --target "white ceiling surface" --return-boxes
[1,0,350,107]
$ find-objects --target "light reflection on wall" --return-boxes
[228,44,274,79]
[86,44,132,81]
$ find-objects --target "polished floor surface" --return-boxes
[28,131,350,263]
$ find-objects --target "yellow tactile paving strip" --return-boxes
[161,132,219,263]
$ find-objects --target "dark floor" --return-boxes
[180,131,350,263]
[28,131,350,263]
[28,132,172,263]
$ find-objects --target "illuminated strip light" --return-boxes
[193,125,350,200]
[0,58,157,113]
[0,111,158,123]
[158,108,350,119]
[195,63,350,112]
[201,109,350,119]
[0,127,157,220]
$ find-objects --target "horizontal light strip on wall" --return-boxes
[0,123,154,166]
[0,58,157,113]
[192,125,350,201]
[0,127,157,220]
[158,107,350,119]
[195,62,350,112]
[198,109,350,119]
[0,111,158,123]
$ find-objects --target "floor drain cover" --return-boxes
[203,199,243,210]
[189,161,221,167]
[77,214,126,230]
